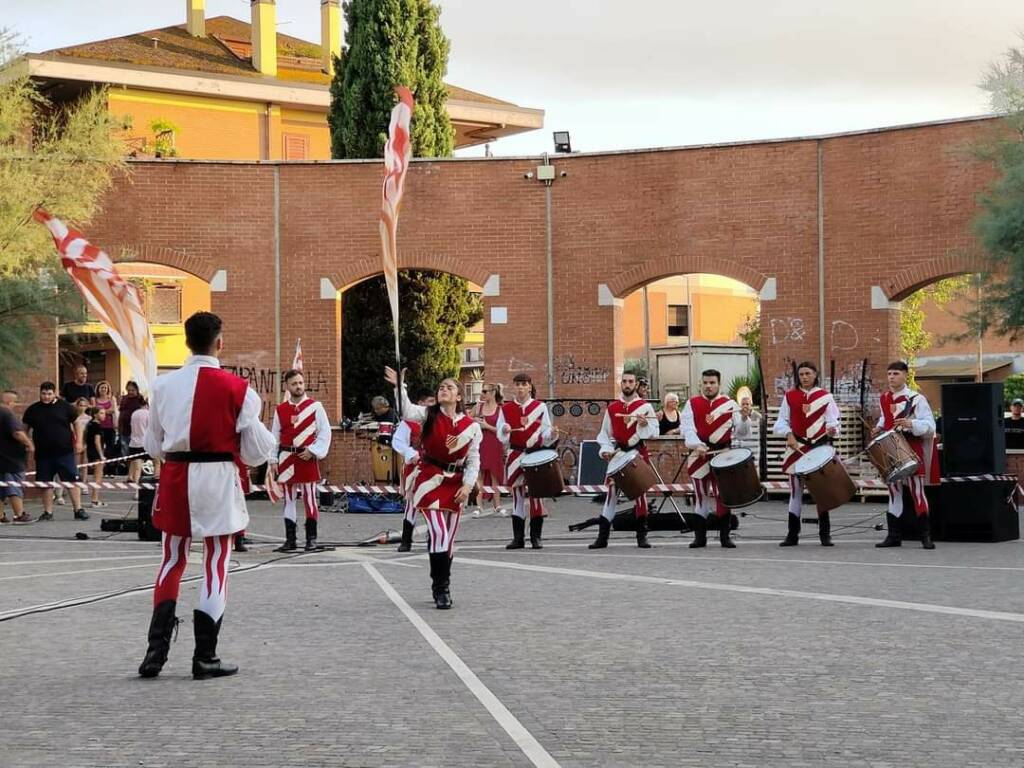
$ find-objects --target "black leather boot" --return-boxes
[719,514,736,548]
[304,518,318,551]
[233,533,248,553]
[689,515,708,548]
[818,510,833,546]
[191,610,238,680]
[875,513,902,548]
[138,600,178,678]
[275,519,297,552]
[529,516,544,549]
[780,513,800,546]
[397,519,414,552]
[430,553,452,609]
[588,517,611,549]
[506,516,526,549]
[635,515,651,548]
[919,514,935,550]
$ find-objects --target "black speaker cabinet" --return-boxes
[921,481,1019,542]
[941,383,1005,476]
[137,475,161,542]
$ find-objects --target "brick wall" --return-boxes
[14,117,999,482]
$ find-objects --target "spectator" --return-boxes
[22,382,87,521]
[118,380,145,459]
[1005,398,1024,450]
[85,407,107,508]
[0,390,33,523]
[371,395,398,425]
[128,399,150,498]
[637,377,650,401]
[472,383,505,516]
[61,365,95,405]
[73,397,91,469]
[657,392,682,435]
[94,380,119,461]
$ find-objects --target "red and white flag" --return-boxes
[380,86,414,363]
[34,209,157,396]
[292,338,303,371]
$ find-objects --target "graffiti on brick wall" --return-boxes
[555,354,610,385]
[769,317,806,345]
[829,320,859,353]
[222,365,329,421]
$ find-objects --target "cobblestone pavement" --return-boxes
[2,490,1024,767]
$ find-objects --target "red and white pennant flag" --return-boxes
[292,337,303,371]
[380,86,414,363]
[34,209,157,396]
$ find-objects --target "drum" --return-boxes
[793,445,855,510]
[371,442,397,483]
[709,448,763,508]
[865,429,921,483]
[521,449,565,498]
[606,450,657,501]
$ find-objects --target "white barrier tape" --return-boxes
[23,451,149,477]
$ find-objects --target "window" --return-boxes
[464,347,481,363]
[667,304,689,337]
[282,133,310,161]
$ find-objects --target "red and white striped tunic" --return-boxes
[501,398,551,487]
[408,412,482,512]
[878,388,939,483]
[272,397,330,485]
[683,395,737,480]
[778,387,836,474]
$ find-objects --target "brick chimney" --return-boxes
[251,0,278,77]
[321,0,342,75]
[186,0,205,37]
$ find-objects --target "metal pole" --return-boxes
[642,284,651,392]
[543,153,555,399]
[273,165,281,393]
[976,274,984,382]
[686,275,694,398]
[816,140,826,374]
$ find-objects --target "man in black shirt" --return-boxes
[60,365,95,406]
[1006,398,1024,450]
[0,390,34,523]
[22,382,87,521]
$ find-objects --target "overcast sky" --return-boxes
[7,0,1021,156]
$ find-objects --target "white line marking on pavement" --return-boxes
[0,563,157,581]
[456,557,1024,624]
[0,554,161,567]
[362,562,562,768]
[452,538,879,551]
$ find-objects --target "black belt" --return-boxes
[795,434,831,448]
[165,451,234,463]
[278,445,306,453]
[421,455,465,474]
[512,445,547,454]
[615,440,645,451]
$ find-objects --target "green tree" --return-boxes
[0,28,126,382]
[899,276,971,384]
[328,0,454,159]
[971,37,1024,337]
[342,270,482,417]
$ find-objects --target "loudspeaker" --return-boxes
[575,440,609,492]
[941,383,1005,476]
[925,480,1019,542]
[137,475,161,541]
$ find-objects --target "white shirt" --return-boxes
[495,397,555,449]
[596,397,658,456]
[875,386,936,437]
[680,396,753,450]
[772,389,841,437]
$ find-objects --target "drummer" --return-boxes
[588,371,659,550]
[773,361,840,547]
[872,361,937,550]
[497,373,556,550]
[681,369,754,548]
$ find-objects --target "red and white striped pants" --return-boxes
[692,475,729,519]
[888,476,929,518]
[600,483,648,521]
[511,485,544,520]
[422,508,462,555]
[282,482,319,522]
[152,533,232,621]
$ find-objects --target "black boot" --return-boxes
[779,514,800,546]
[233,533,248,553]
[919,514,935,550]
[875,513,902,548]
[397,519,414,552]
[275,519,297,552]
[719,514,736,548]
[506,516,526,549]
[636,516,651,548]
[138,600,178,678]
[430,553,452,609]
[689,515,708,548]
[191,610,238,680]
[529,516,544,549]
[304,518,318,551]
[588,517,611,549]
[818,510,833,546]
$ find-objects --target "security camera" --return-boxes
[524,171,534,179]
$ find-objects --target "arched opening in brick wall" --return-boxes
[619,273,761,403]
[57,263,211,396]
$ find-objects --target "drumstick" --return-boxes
[613,413,659,420]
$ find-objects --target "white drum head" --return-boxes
[793,445,836,474]
[521,449,558,467]
[710,448,752,469]
[607,450,638,475]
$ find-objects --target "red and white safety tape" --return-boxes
[22,451,149,477]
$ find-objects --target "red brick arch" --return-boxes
[607,254,770,298]
[109,242,215,282]
[331,250,492,293]
[882,250,986,301]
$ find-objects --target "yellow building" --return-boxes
[22,2,544,160]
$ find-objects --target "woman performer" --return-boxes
[385,366,482,609]
[473,382,506,517]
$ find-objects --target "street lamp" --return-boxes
[553,131,572,153]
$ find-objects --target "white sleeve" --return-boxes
[308,403,332,460]
[238,388,277,466]
[910,394,936,437]
[540,404,556,445]
[596,411,616,454]
[396,386,428,423]
[142,388,165,460]
[270,409,281,443]
[461,425,483,487]
[876,412,885,429]
[495,408,510,447]
[635,403,658,440]
[392,421,419,462]
[772,396,792,435]
[825,397,841,435]
[681,400,704,449]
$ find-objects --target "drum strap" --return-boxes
[795,435,831,448]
